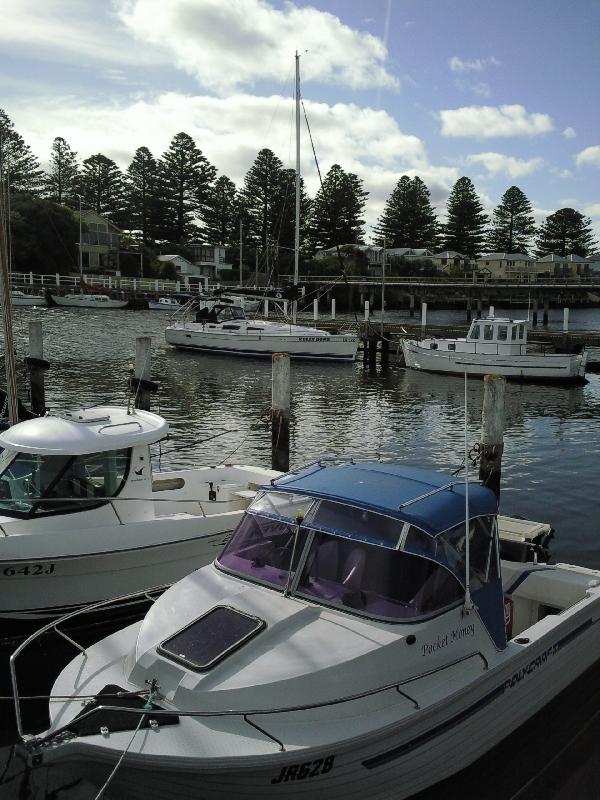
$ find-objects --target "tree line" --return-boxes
[0,108,597,277]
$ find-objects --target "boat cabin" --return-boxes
[195,304,247,325]
[217,461,506,649]
[0,406,168,519]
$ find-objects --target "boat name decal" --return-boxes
[421,623,475,656]
[298,337,328,342]
[271,755,335,783]
[503,643,558,689]
[3,563,55,577]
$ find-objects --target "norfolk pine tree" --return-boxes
[374,175,438,249]
[124,146,163,246]
[46,137,80,207]
[486,186,536,254]
[80,154,125,222]
[535,208,597,257]
[241,149,286,252]
[0,109,44,194]
[307,164,368,251]
[441,176,488,258]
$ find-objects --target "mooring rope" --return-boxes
[92,712,146,800]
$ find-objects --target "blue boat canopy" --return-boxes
[267,462,497,537]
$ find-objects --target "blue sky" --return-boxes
[1,0,599,242]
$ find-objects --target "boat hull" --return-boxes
[402,340,587,382]
[51,294,129,309]
[38,599,600,800]
[11,295,47,306]
[165,327,357,362]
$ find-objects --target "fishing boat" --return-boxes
[148,296,181,311]
[11,290,47,307]
[164,55,358,363]
[165,302,357,361]
[50,293,129,309]
[18,459,600,799]
[0,404,277,622]
[402,315,588,382]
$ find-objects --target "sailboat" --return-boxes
[165,55,358,362]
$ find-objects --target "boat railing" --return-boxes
[14,620,488,748]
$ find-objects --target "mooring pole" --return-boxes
[331,298,336,320]
[421,301,428,329]
[466,295,472,323]
[26,321,50,416]
[134,336,152,411]
[479,374,506,501]
[272,353,290,472]
[532,297,538,326]
[409,294,415,317]
[543,298,549,326]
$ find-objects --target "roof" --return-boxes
[478,252,531,261]
[0,406,169,455]
[268,462,496,536]
[435,250,466,258]
[537,252,590,263]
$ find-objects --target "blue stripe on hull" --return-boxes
[171,343,356,362]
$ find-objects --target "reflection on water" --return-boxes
[1,304,599,798]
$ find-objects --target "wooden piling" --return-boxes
[409,294,415,317]
[26,320,50,416]
[134,336,153,411]
[331,298,336,320]
[272,353,290,472]
[421,301,428,329]
[543,298,549,326]
[478,374,506,501]
[313,298,319,320]
[532,297,538,326]
[466,295,472,323]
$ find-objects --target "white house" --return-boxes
[536,253,591,279]
[475,253,536,281]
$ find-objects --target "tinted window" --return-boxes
[250,491,314,522]
[470,324,480,340]
[438,516,497,590]
[311,500,402,547]
[511,326,517,340]
[484,325,494,340]
[519,324,525,339]
[497,325,508,341]
[0,449,130,517]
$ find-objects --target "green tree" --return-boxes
[441,176,488,258]
[203,175,239,245]
[307,164,368,251]
[158,132,216,243]
[241,148,287,253]
[374,175,438,248]
[45,136,80,207]
[9,193,79,273]
[486,185,536,254]
[535,208,597,257]
[80,154,125,221]
[123,146,162,246]
[0,109,44,194]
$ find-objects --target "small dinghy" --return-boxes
[402,315,588,383]
[148,297,181,311]
[51,293,129,309]
[18,460,600,799]
[0,405,277,622]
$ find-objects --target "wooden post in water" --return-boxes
[543,298,549,326]
[364,300,370,321]
[331,298,336,320]
[26,321,50,416]
[532,297,538,326]
[134,336,152,411]
[313,298,318,321]
[563,307,569,332]
[272,353,290,472]
[466,295,472,323]
[409,294,415,317]
[421,301,427,329]
[479,374,506,501]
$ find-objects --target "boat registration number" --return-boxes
[271,755,335,783]
[3,563,56,577]
[298,337,328,342]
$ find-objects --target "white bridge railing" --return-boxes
[10,272,210,295]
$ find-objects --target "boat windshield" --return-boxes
[0,448,130,517]
[215,305,245,322]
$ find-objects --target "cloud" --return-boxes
[448,56,501,73]
[455,79,491,98]
[440,104,554,138]
[575,145,600,167]
[116,0,399,94]
[563,127,576,139]
[467,152,544,178]
[584,203,600,218]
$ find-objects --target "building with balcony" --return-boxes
[475,253,538,281]
[187,243,231,279]
[79,210,121,271]
[536,253,591,280]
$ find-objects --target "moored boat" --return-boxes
[19,460,600,799]
[148,296,181,311]
[0,404,277,623]
[51,293,129,309]
[402,316,588,382]
[11,290,47,307]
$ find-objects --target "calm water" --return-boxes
[1,303,600,798]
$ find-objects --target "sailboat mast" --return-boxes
[293,51,300,325]
[78,196,83,279]
[0,177,19,426]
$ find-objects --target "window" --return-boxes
[484,324,494,340]
[0,449,130,517]
[437,516,498,591]
[296,531,462,620]
[519,324,525,339]
[311,500,402,547]
[217,512,308,590]
[470,324,480,340]
[497,325,508,341]
[511,326,517,340]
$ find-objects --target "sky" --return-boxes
[1,0,600,244]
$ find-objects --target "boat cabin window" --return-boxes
[436,515,499,591]
[215,305,245,322]
[250,491,314,522]
[497,325,508,341]
[483,324,494,340]
[217,512,308,589]
[296,531,462,620]
[519,324,525,339]
[311,500,402,547]
[0,448,130,517]
[511,326,517,340]
[470,324,480,340]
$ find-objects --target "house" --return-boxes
[156,255,209,289]
[187,243,231,279]
[433,250,469,273]
[535,253,591,280]
[314,244,384,268]
[475,253,537,281]
[79,210,121,272]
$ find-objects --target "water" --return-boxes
[1,304,600,798]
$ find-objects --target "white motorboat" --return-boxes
[166,302,358,361]
[51,293,129,309]
[20,460,600,799]
[0,405,277,622]
[11,290,47,307]
[402,315,588,382]
[148,297,181,311]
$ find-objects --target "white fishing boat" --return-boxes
[165,56,358,363]
[11,290,47,307]
[50,293,129,309]
[166,302,357,361]
[17,459,600,799]
[148,296,181,311]
[0,404,277,622]
[402,315,588,382]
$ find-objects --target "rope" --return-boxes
[93,712,146,800]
